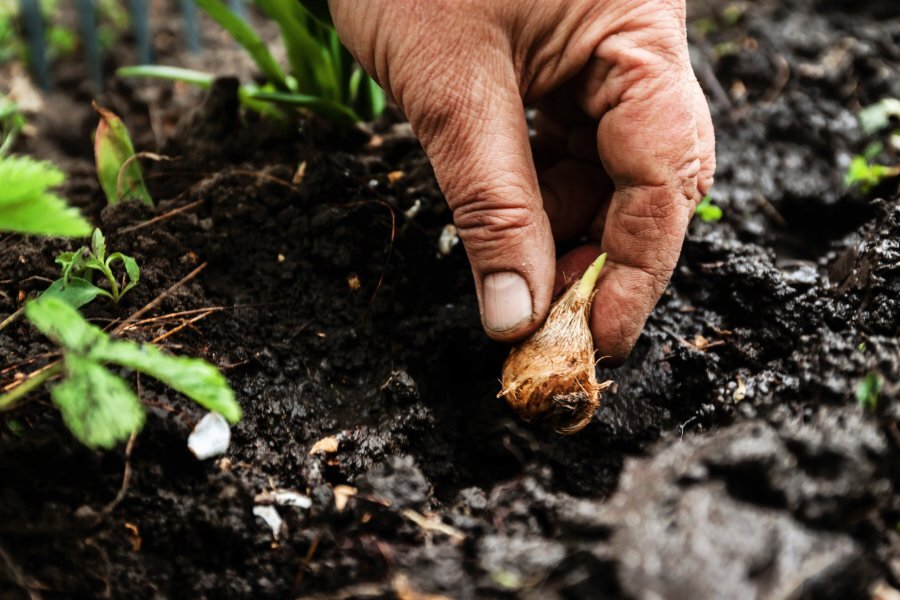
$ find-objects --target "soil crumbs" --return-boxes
[1,0,899,598]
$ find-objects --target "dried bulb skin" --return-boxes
[498,254,613,434]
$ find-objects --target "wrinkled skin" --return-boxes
[330,0,715,364]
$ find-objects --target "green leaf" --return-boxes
[855,372,882,411]
[91,227,107,261]
[695,195,723,222]
[0,155,92,238]
[51,353,144,448]
[117,65,217,87]
[859,98,900,135]
[93,340,241,423]
[93,104,153,206]
[195,0,288,89]
[844,155,900,193]
[247,90,359,124]
[42,277,106,309]
[24,295,106,354]
[254,0,339,99]
[107,252,140,294]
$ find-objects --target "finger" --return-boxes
[554,242,604,296]
[402,53,555,342]
[693,86,716,195]
[578,32,706,364]
[540,159,612,240]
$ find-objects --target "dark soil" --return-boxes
[1,0,898,598]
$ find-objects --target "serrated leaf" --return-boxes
[25,295,105,354]
[42,277,105,309]
[0,155,92,237]
[51,353,144,448]
[93,340,241,423]
[93,104,153,206]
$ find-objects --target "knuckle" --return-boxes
[451,186,538,257]
[614,184,692,260]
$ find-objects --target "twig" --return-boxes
[360,198,397,328]
[0,539,43,600]
[400,509,465,543]
[0,306,23,333]
[763,54,791,105]
[113,262,207,335]
[0,362,61,411]
[149,309,217,344]
[116,152,174,201]
[101,429,137,516]
[116,198,204,235]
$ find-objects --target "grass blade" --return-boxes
[195,0,288,89]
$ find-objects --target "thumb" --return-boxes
[402,55,555,342]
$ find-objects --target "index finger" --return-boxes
[578,30,713,363]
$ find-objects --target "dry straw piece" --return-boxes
[498,253,613,434]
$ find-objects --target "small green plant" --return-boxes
[43,228,139,308]
[93,104,153,206]
[0,0,79,64]
[855,372,882,411]
[844,154,900,193]
[0,154,92,237]
[0,95,25,156]
[118,0,385,124]
[695,194,723,222]
[0,295,240,449]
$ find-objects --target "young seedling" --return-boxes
[43,228,139,308]
[0,154,92,237]
[695,194,723,222]
[0,96,25,156]
[844,155,900,193]
[0,295,240,449]
[855,372,882,411]
[118,0,385,124]
[94,103,153,206]
[498,253,613,434]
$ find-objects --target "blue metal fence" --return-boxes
[14,0,245,91]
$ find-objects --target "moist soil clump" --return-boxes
[1,0,899,597]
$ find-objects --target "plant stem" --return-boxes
[0,307,24,333]
[100,266,120,302]
[576,253,608,299]
[0,362,62,411]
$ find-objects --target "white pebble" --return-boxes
[187,412,231,460]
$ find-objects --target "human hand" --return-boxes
[329,0,715,364]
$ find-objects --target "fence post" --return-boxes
[18,0,50,90]
[129,0,153,64]
[179,0,202,53]
[74,0,103,90]
[227,0,245,19]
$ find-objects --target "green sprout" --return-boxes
[0,96,25,156]
[43,228,139,308]
[0,154,92,238]
[0,295,240,449]
[855,372,882,411]
[118,0,385,124]
[695,194,723,222]
[93,104,153,206]
[844,155,900,193]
